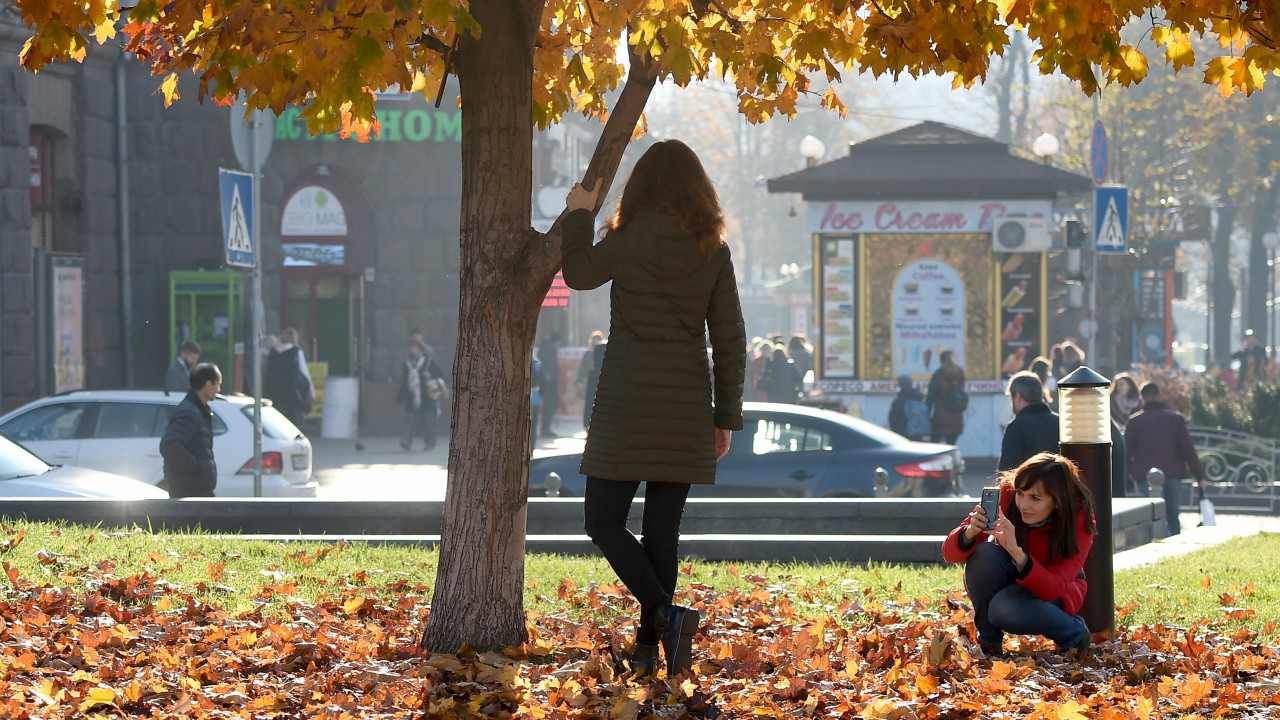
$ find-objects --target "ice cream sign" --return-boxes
[892,260,965,377]
[808,199,1052,234]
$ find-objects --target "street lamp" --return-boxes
[1264,231,1280,360]
[799,135,826,168]
[1032,133,1060,165]
[1057,365,1114,639]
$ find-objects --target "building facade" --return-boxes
[2,9,465,433]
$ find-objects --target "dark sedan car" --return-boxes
[528,402,965,498]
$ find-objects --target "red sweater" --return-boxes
[942,488,1094,615]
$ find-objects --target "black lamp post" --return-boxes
[1057,365,1115,638]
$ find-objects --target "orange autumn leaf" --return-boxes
[1200,573,1212,590]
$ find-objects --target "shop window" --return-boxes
[29,128,56,251]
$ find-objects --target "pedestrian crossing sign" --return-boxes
[220,168,256,268]
[1094,185,1128,255]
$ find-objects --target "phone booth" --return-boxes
[169,271,245,391]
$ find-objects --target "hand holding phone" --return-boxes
[980,486,1001,529]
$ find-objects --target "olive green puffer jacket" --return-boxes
[562,208,746,484]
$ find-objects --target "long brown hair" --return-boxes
[604,139,725,259]
[998,452,1096,564]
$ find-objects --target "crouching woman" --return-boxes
[943,452,1097,656]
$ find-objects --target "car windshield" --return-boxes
[0,434,53,479]
[242,405,305,440]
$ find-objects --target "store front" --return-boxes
[768,122,1092,460]
[277,169,373,385]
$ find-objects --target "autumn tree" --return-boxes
[14,0,1280,652]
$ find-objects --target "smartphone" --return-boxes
[980,486,1001,527]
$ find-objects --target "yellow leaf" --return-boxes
[160,73,180,106]
[78,687,116,713]
[93,19,116,44]
[1053,699,1089,720]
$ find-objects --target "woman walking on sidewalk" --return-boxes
[561,140,746,679]
[943,452,1096,657]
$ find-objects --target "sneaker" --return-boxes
[654,604,700,676]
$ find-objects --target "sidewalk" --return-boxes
[1113,510,1280,571]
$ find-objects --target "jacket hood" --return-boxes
[618,211,708,280]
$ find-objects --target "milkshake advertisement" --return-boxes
[820,238,856,378]
[996,252,1045,377]
[891,260,965,377]
[860,234,994,381]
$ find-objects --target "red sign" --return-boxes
[542,271,570,308]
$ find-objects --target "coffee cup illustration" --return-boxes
[941,285,955,294]
[940,304,955,315]
[904,303,920,314]
[904,282,919,293]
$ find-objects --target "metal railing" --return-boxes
[1189,426,1279,513]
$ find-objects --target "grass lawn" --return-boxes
[2,520,1278,719]
[2,521,1277,638]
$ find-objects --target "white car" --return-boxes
[0,390,317,498]
[0,433,169,499]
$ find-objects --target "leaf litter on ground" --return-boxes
[2,522,1279,718]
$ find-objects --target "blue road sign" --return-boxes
[1091,119,1109,186]
[219,169,255,268]
[1094,185,1128,255]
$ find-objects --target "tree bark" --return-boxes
[1245,98,1278,345]
[1211,203,1238,364]
[423,5,657,653]
[422,0,545,653]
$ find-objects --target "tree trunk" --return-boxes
[422,0,545,653]
[423,3,657,652]
[1211,203,1238,364]
[1246,99,1278,344]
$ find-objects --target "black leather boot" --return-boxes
[654,604,700,676]
[630,643,660,679]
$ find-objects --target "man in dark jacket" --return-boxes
[159,363,221,498]
[998,372,1059,471]
[165,340,201,392]
[1124,381,1206,536]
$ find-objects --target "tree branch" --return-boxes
[535,41,658,256]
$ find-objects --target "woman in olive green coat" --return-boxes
[562,140,746,679]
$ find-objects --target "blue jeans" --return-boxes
[1162,477,1184,536]
[964,542,1089,651]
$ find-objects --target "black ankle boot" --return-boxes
[630,643,660,679]
[654,604,700,676]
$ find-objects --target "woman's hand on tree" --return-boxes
[566,178,603,212]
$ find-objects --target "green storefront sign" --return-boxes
[274,106,462,143]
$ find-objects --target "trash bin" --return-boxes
[320,376,359,439]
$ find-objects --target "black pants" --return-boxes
[584,477,691,645]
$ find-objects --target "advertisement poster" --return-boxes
[891,260,965,377]
[996,253,1045,377]
[860,234,994,380]
[50,257,85,393]
[306,362,329,420]
[820,238,856,378]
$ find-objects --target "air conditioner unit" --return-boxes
[992,216,1051,253]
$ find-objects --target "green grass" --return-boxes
[2,520,1277,639]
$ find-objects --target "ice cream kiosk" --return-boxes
[767,122,1092,461]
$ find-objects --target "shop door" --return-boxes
[283,273,362,377]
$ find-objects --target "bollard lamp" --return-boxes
[545,472,562,498]
[1057,365,1114,639]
